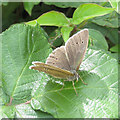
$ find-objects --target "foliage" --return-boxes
[1,1,119,119]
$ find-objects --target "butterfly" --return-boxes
[29,29,89,95]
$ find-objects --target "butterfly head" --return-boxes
[74,71,79,82]
[69,70,79,82]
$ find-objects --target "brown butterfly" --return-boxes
[29,29,89,95]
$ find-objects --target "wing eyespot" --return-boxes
[50,55,55,59]
[82,41,84,43]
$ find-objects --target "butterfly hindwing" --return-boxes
[46,46,71,71]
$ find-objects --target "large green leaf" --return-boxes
[1,24,54,119]
[1,24,52,105]
[72,3,114,25]
[31,48,118,118]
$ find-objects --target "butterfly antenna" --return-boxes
[72,81,78,96]
[79,75,87,85]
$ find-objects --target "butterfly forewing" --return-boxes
[46,46,71,71]
[65,29,89,70]
[30,62,74,79]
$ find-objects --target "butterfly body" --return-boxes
[29,29,89,95]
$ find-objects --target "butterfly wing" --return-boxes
[29,61,74,79]
[65,29,89,70]
[30,29,88,78]
[46,46,71,71]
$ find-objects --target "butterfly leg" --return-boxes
[72,81,78,96]
[63,79,78,95]
[79,75,87,85]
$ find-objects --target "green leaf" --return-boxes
[85,22,119,44]
[1,2,8,6]
[0,103,53,119]
[23,2,40,16]
[89,29,108,51]
[107,52,119,61]
[110,44,120,53]
[108,0,120,14]
[0,35,2,82]
[0,86,9,106]
[15,104,53,118]
[44,2,83,8]
[1,24,52,105]
[37,11,70,27]
[31,49,118,118]
[26,20,38,26]
[0,106,15,118]
[91,11,119,28]
[61,26,74,42]
[2,2,20,31]
[72,3,114,25]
